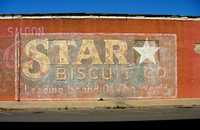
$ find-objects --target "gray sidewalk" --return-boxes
[0,99,200,122]
[0,106,200,122]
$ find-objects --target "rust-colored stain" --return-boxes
[0,17,200,100]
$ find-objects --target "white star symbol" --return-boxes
[133,39,159,64]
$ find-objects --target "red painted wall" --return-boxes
[0,17,199,100]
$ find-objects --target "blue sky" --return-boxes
[0,0,200,16]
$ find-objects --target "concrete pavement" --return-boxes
[0,98,200,111]
[0,99,199,122]
[0,106,200,122]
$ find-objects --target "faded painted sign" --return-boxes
[2,17,200,101]
[20,33,177,100]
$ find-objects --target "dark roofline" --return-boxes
[0,13,199,18]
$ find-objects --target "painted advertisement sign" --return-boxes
[20,33,176,100]
[0,17,200,100]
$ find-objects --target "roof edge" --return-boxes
[0,13,200,20]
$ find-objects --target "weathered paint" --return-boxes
[0,17,199,100]
[20,33,176,100]
[0,35,16,100]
